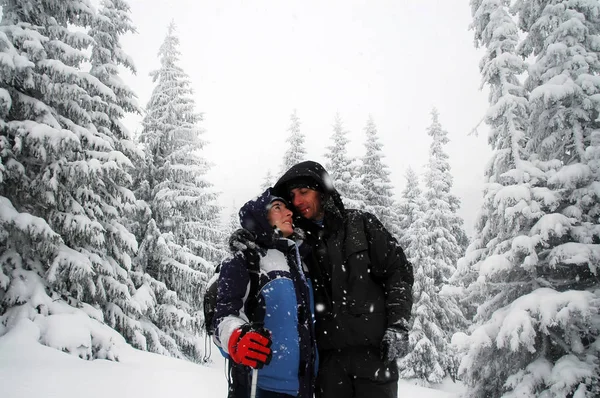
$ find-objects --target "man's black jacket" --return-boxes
[274,160,414,351]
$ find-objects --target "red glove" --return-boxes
[228,324,272,369]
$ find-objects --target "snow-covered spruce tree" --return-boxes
[348,157,366,210]
[397,168,420,256]
[324,113,365,209]
[89,0,140,161]
[453,0,536,324]
[454,1,600,396]
[395,134,466,385]
[360,115,399,236]
[0,0,140,359]
[517,0,600,237]
[514,1,600,393]
[280,109,306,173]
[226,204,240,237]
[397,167,446,385]
[260,169,275,191]
[423,109,468,287]
[133,22,224,362]
[87,0,153,349]
[215,202,240,260]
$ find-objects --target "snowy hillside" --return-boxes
[0,319,463,398]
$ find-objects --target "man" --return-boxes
[273,160,414,398]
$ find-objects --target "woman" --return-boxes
[214,188,317,398]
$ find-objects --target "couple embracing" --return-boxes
[213,161,414,398]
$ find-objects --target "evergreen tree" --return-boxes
[397,168,444,385]
[89,0,140,161]
[455,1,600,396]
[423,109,468,285]
[280,109,306,173]
[514,1,600,393]
[421,109,468,382]
[260,169,275,191]
[0,0,139,360]
[455,0,536,321]
[348,157,366,210]
[397,167,420,250]
[217,202,240,258]
[324,113,364,209]
[360,115,399,236]
[133,22,223,362]
[396,162,465,385]
[224,204,240,240]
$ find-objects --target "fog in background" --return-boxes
[118,0,492,235]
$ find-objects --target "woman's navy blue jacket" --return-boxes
[213,189,317,398]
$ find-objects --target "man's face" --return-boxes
[289,187,324,221]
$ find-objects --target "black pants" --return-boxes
[228,362,298,398]
[228,361,250,398]
[316,347,398,398]
[256,389,296,398]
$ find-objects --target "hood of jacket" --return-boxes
[273,160,346,221]
[239,188,287,246]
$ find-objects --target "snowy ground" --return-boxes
[0,320,465,398]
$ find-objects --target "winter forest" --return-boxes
[0,0,599,397]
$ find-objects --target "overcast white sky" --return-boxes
[119,0,493,235]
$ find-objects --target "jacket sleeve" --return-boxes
[214,253,251,353]
[362,212,414,329]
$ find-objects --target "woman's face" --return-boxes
[267,200,294,238]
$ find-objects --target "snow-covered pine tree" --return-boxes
[133,22,224,362]
[89,0,140,161]
[324,113,364,209]
[360,115,400,237]
[348,157,366,210]
[423,109,468,286]
[394,139,466,385]
[518,0,600,239]
[86,0,153,349]
[260,169,275,191]
[397,167,446,385]
[227,205,240,235]
[454,0,537,324]
[0,0,139,360]
[397,167,420,250]
[216,202,240,258]
[452,202,470,253]
[392,201,406,245]
[513,1,600,393]
[454,1,600,396]
[280,109,306,173]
